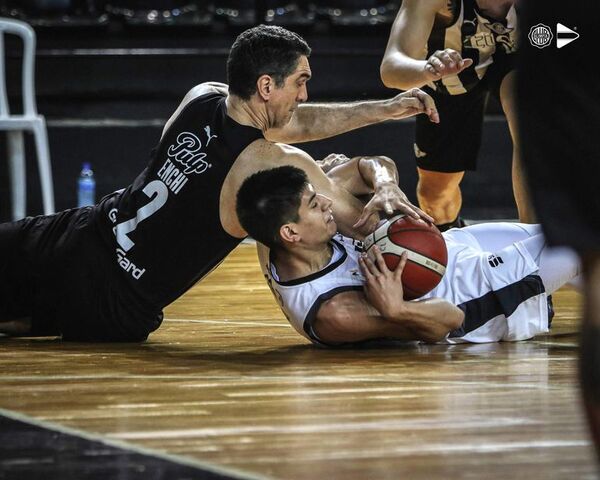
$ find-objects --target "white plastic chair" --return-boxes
[0,17,54,220]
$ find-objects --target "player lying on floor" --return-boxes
[236,164,582,346]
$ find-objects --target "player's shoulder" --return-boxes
[187,82,228,99]
[173,83,228,112]
[239,139,313,165]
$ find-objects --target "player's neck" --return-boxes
[273,243,333,282]
[226,95,269,133]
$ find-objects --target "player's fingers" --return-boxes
[358,255,375,281]
[412,89,439,124]
[413,205,435,223]
[460,58,474,70]
[401,97,424,111]
[394,251,409,280]
[360,253,380,278]
[393,202,420,220]
[429,56,445,72]
[440,52,455,68]
[372,246,390,275]
[425,63,441,77]
[447,50,463,66]
[383,200,394,216]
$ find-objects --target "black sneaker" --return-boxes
[437,216,466,232]
[547,294,555,328]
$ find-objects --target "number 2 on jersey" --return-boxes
[113,180,168,252]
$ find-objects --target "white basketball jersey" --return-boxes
[260,234,365,344]
[259,229,549,346]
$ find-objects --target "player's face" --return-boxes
[269,56,311,128]
[295,183,337,245]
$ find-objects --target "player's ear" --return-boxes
[280,223,300,243]
[256,75,273,101]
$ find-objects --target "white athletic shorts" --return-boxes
[422,225,550,344]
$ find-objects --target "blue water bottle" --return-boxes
[77,162,96,207]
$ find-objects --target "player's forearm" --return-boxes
[380,55,431,91]
[389,298,464,342]
[357,156,399,191]
[279,101,408,143]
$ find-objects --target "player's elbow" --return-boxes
[450,308,465,331]
[313,306,360,345]
[380,59,411,90]
[380,60,397,89]
[418,308,465,343]
[417,327,449,343]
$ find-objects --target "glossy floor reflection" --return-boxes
[0,244,595,480]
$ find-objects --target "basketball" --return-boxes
[363,215,448,300]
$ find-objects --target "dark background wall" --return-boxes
[0,6,516,222]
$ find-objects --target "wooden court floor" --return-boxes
[0,243,598,479]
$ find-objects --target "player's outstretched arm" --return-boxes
[380,0,472,90]
[325,154,433,227]
[264,89,438,144]
[264,147,421,238]
[313,249,463,345]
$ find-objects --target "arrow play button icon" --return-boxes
[556,23,579,48]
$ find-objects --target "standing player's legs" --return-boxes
[414,85,486,231]
[416,169,464,230]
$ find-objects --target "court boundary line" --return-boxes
[0,407,271,480]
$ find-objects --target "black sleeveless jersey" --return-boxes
[92,92,264,310]
[426,0,517,95]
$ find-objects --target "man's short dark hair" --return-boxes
[236,166,308,249]
[227,25,311,100]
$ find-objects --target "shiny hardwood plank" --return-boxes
[0,243,596,479]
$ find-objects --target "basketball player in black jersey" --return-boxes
[380,0,533,230]
[0,25,438,342]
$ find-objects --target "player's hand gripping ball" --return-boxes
[363,215,448,300]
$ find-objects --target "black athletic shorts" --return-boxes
[415,52,516,173]
[0,208,163,341]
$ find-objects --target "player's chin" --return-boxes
[328,219,337,235]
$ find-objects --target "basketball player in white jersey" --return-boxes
[236,164,580,346]
[380,0,533,230]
